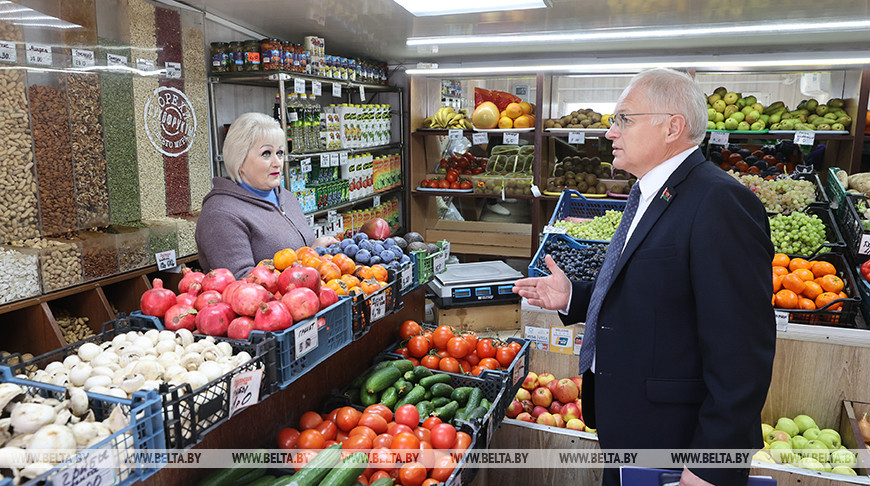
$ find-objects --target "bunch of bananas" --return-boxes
[422,106,472,129]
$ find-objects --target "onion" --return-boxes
[859,413,870,443]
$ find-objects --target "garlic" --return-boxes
[180,352,203,371]
[176,328,194,347]
[103,406,128,434]
[181,371,208,391]
[83,375,111,391]
[198,361,223,382]
[155,339,176,355]
[0,383,23,412]
[71,421,97,446]
[77,342,101,362]
[62,355,81,369]
[69,363,93,387]
[120,374,145,394]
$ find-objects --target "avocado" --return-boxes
[427,243,440,254]
[404,232,424,244]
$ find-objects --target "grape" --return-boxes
[537,240,608,281]
[729,173,816,214]
[769,212,829,256]
[554,210,623,241]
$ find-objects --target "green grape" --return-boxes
[769,212,828,255]
[555,210,624,241]
[730,173,816,214]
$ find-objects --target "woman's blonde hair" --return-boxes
[222,112,285,183]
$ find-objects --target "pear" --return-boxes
[737,121,751,131]
[730,111,745,123]
[723,92,739,105]
[743,95,758,105]
[803,427,822,440]
[707,121,716,130]
[775,417,800,437]
[751,103,764,113]
[793,414,817,434]
[707,108,717,120]
[712,99,727,113]
[724,104,739,118]
[714,86,728,97]
[746,110,761,124]
[708,93,722,104]
[806,99,819,111]
[724,118,739,131]
[713,112,724,123]
[715,121,726,130]
[750,121,765,131]
[741,105,755,116]
[830,449,856,468]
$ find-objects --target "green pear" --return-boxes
[790,435,809,451]
[805,99,819,111]
[724,118,739,131]
[760,114,770,124]
[736,97,747,109]
[808,114,818,123]
[816,105,829,116]
[830,449,856,467]
[724,104,739,118]
[799,456,826,472]
[832,466,858,475]
[743,95,758,105]
[828,98,844,108]
[751,103,764,113]
[803,427,822,440]
[768,440,794,464]
[746,111,761,124]
[712,99,727,113]
[750,121,765,131]
[779,119,797,130]
[819,429,841,448]
[708,93,722,104]
[769,112,782,124]
[715,121,726,130]
[804,440,830,463]
[723,92,739,105]
[741,105,755,116]
[713,112,724,123]
[824,112,838,121]
[793,415,817,434]
[708,108,717,120]
[836,115,852,126]
[714,86,728,97]
[707,121,716,129]
[730,111,745,123]
[831,123,845,131]
[737,121,751,131]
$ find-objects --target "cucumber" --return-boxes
[370,478,395,486]
[196,449,267,486]
[403,370,416,381]
[350,373,368,389]
[359,386,378,407]
[433,400,459,422]
[412,366,433,381]
[423,390,432,401]
[270,478,297,486]
[245,476,275,486]
[430,383,454,398]
[286,444,342,486]
[389,359,415,373]
[481,398,492,410]
[317,452,368,486]
[416,400,434,418]
[379,387,398,408]
[450,387,473,406]
[465,387,483,412]
[365,366,402,394]
[454,407,467,422]
[419,373,451,388]
[395,384,425,407]
[393,379,413,396]
[430,397,450,408]
[236,468,267,484]
[467,405,488,420]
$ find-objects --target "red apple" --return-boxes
[506,400,523,418]
[522,372,538,390]
[536,412,556,426]
[521,400,534,414]
[561,402,581,422]
[566,418,586,431]
[515,388,531,402]
[537,372,556,387]
[570,376,583,394]
[531,406,548,419]
[549,401,564,415]
[516,412,534,423]
[553,414,566,428]
[552,378,579,403]
[532,387,553,408]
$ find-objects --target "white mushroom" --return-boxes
[20,462,55,479]
[120,374,145,394]
[111,334,127,348]
[28,425,76,461]
[53,409,72,426]
[0,383,23,412]
[184,342,205,355]
[181,371,208,391]
[155,340,176,355]
[215,342,233,358]
[77,343,101,362]
[62,355,81,369]
[42,399,60,408]
[234,352,253,367]
[68,388,89,417]
[141,380,161,390]
[0,446,25,469]
[198,361,223,382]
[29,370,49,383]
[158,351,180,369]
[104,388,127,399]
[10,403,58,435]
[0,417,10,447]
[158,330,176,342]
[68,363,93,387]
[180,352,203,371]
[92,422,110,437]
[71,421,98,446]
[100,341,112,350]
[133,336,154,353]
[45,362,65,375]
[87,386,112,397]
[133,361,163,381]
[6,433,32,448]
[175,328,194,347]
[164,365,187,382]
[83,375,112,391]
[91,351,119,368]
[103,406,129,434]
[50,373,69,388]
[201,345,220,362]
[144,329,160,344]
[119,346,145,367]
[91,366,115,378]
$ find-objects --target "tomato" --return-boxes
[471,366,483,376]
[430,423,457,449]
[496,346,517,368]
[398,462,427,486]
[323,440,339,448]
[465,352,479,367]
[314,420,337,441]
[400,320,423,340]
[336,430,349,443]
[336,406,362,432]
[431,454,457,482]
[457,359,471,374]
[422,479,439,486]
[326,408,339,423]
[413,426,431,444]
[355,474,369,485]
[461,331,478,350]
[373,433,394,448]
[407,335,431,358]
[431,325,454,350]
[370,448,396,471]
[359,413,389,434]
[391,431,421,451]
[420,180,430,188]
[297,429,325,449]
[439,357,460,373]
[343,433,373,451]
[420,354,440,370]
[350,425,377,441]
[445,170,458,183]
[407,357,419,366]
[395,404,420,428]
[395,347,410,358]
[364,404,394,423]
[476,338,496,358]
[370,471,391,482]
[421,417,442,430]
[292,450,318,471]
[277,427,300,449]
[479,357,500,370]
[508,341,522,354]
[453,431,472,450]
[299,410,323,430]
[459,180,472,190]
[449,181,461,190]
[446,336,470,359]
[387,423,414,436]
[438,179,450,189]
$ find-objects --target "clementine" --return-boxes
[781,274,806,295]
[772,266,789,277]
[815,291,842,310]
[504,102,523,119]
[797,298,816,310]
[810,261,836,278]
[772,253,790,267]
[802,280,823,300]
[792,268,814,282]
[819,274,844,293]
[788,258,812,272]
[774,289,799,309]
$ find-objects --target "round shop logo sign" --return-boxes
[144,86,197,157]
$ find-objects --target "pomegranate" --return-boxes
[178,267,205,294]
[278,266,320,294]
[246,266,280,294]
[360,218,391,240]
[193,290,223,311]
[195,302,235,336]
[253,301,293,332]
[230,283,270,317]
[281,287,320,322]
[164,304,197,332]
[176,290,198,308]
[318,287,339,311]
[227,316,256,340]
[201,268,236,293]
[140,278,177,319]
[222,280,245,304]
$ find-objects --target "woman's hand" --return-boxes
[312,235,340,248]
[512,255,571,311]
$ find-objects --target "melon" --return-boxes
[472,102,499,129]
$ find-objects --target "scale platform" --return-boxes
[426,260,523,308]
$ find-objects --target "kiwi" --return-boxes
[576,181,588,192]
[597,183,607,194]
[585,174,598,185]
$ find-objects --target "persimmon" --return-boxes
[341,274,361,289]
[318,261,341,282]
[326,278,348,296]
[371,264,388,282]
[273,248,298,271]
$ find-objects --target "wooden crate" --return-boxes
[434,301,521,331]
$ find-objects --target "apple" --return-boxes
[768,441,793,464]
[832,466,857,476]
[521,372,538,390]
[790,435,809,452]
[761,423,774,442]
[537,373,556,387]
[552,414,565,428]
[561,402,581,422]
[536,412,556,426]
[830,449,856,468]
[546,379,559,394]
[521,400,534,414]
[506,400,522,418]
[515,388,531,402]
[798,456,825,471]
[569,376,583,393]
[817,430,841,449]
[531,406,548,419]
[804,440,830,463]
[515,412,534,423]
[775,417,799,437]
[552,378,579,403]
[803,427,821,440]
[765,429,790,444]
[566,418,586,431]
[549,401,563,415]
[532,387,553,408]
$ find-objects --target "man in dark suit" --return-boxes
[514,68,775,486]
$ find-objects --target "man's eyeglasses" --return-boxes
[610,112,675,130]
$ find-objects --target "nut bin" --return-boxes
[0,246,41,304]
[111,225,151,272]
[21,237,84,293]
[77,230,120,281]
[472,174,505,196]
[183,25,211,212]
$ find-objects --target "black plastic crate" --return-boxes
[840,194,870,266]
[778,252,862,328]
[801,172,831,210]
[351,271,399,339]
[770,206,846,258]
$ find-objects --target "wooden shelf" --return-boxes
[411,191,537,199]
[47,289,114,344]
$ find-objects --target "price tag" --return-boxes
[329,153,339,166]
[433,251,447,274]
[339,152,349,165]
[448,129,463,140]
[52,446,117,486]
[136,58,155,72]
[794,130,815,146]
[155,250,177,271]
[229,369,263,417]
[294,318,319,358]
[530,184,542,197]
[320,155,329,168]
[512,350,526,387]
[25,43,52,66]
[359,85,366,100]
[327,210,338,222]
[0,41,16,63]
[287,111,298,122]
[107,53,127,68]
[401,263,414,290]
[441,241,450,258]
[503,132,519,145]
[72,49,95,68]
[306,214,315,226]
[860,234,870,255]
[165,61,182,79]
[370,292,387,322]
[543,225,567,234]
[312,80,322,96]
[774,310,789,332]
[300,158,312,173]
[294,78,305,94]
[373,195,381,206]
[568,131,585,144]
[709,131,730,145]
[472,132,488,145]
[332,82,341,97]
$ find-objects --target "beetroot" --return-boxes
[193,290,223,311]
[201,268,236,293]
[164,304,197,332]
[246,266,280,294]
[230,282,270,317]
[281,287,320,322]
[140,278,177,319]
[195,302,235,336]
[178,267,205,295]
[176,290,198,308]
[253,301,293,332]
[227,316,255,340]
[361,217,391,240]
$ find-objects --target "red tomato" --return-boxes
[420,180,430,188]
[477,338,496,358]
[391,431,421,451]
[421,417,442,430]
[277,427,300,449]
[373,433,394,448]
[400,320,423,340]
[445,170,458,183]
[449,181,461,190]
[465,352,480,367]
[407,357,419,366]
[292,450,317,471]
[297,429,325,449]
[421,354,440,370]
[430,423,457,450]
[349,425,377,441]
[343,433,373,451]
[446,336,470,359]
[470,366,483,376]
[459,180,472,190]
[395,347,410,358]
[314,420,337,441]
[496,346,517,368]
[431,454,457,482]
[479,357,500,370]
[431,325,454,350]
[508,341,522,354]
[299,411,323,430]
[457,359,471,374]
[407,335,430,358]
[453,431,472,450]
[438,179,450,189]
[336,407,362,432]
[398,462,427,486]
[439,357,460,373]
[387,423,414,436]
[370,448,396,471]
[414,426,431,444]
[359,413,389,434]
[370,471,391,482]
[364,404,393,423]
[395,404,420,428]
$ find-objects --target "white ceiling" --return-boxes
[186,0,870,66]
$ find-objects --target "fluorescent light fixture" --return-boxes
[407,19,870,45]
[392,0,548,17]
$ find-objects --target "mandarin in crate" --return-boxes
[811,261,836,278]
[775,289,799,309]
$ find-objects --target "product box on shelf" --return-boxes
[111,226,151,273]
[773,206,846,259]
[0,368,166,485]
[548,189,627,227]
[529,233,608,278]
[77,229,120,282]
[142,220,179,266]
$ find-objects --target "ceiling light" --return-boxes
[407,19,870,45]
[392,0,548,17]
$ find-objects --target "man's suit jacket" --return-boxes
[562,149,776,485]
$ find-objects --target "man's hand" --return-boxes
[512,255,571,311]
[679,467,714,486]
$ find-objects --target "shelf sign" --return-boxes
[543,225,567,234]
[229,369,263,417]
[332,82,341,97]
[441,241,450,258]
[0,41,15,63]
[320,154,329,168]
[312,80,321,96]
[472,132,488,145]
[294,318,319,358]
[136,58,155,72]
[433,251,447,274]
[165,61,182,79]
[306,214,315,226]
[359,85,366,100]
[774,310,789,332]
[294,77,305,94]
[373,195,381,206]
[401,263,414,290]
[860,234,870,255]
[329,153,340,166]
[448,129,463,140]
[339,152,349,165]
[72,49,95,68]
[52,445,117,486]
[106,53,127,68]
[568,131,585,144]
[503,132,519,145]
[709,131,730,145]
[300,158,312,173]
[25,43,51,66]
[794,131,815,146]
[370,292,387,322]
[530,184,542,198]
[155,250,177,271]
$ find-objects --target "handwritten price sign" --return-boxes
[52,446,117,486]
[294,318,319,358]
[155,250,177,271]
[230,369,264,416]
[370,292,387,322]
[26,43,52,66]
[0,41,16,63]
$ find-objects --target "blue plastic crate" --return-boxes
[529,233,608,278]
[351,277,399,339]
[548,189,627,226]
[0,368,166,485]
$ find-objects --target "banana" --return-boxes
[422,116,434,128]
[435,107,453,127]
[449,113,464,125]
[462,119,472,129]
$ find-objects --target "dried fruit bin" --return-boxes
[0,245,42,305]
[111,226,151,272]
[778,252,862,328]
[413,240,450,285]
[0,368,166,485]
[839,194,870,266]
[142,220,179,265]
[36,238,84,293]
[529,233,608,278]
[548,189,627,226]
[351,277,399,339]
[1,314,278,450]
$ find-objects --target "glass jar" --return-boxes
[282,41,293,71]
[293,43,303,73]
[210,42,228,72]
[269,38,282,70]
[243,39,261,71]
[260,38,274,70]
[229,41,244,72]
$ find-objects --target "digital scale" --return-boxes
[426,260,523,308]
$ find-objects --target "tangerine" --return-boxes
[497,116,513,129]
[815,291,842,310]
[773,275,782,293]
[781,274,806,294]
[772,266,789,277]
[792,268,815,282]
[802,280,823,300]
[819,274,844,293]
[810,261,837,278]
[788,258,812,272]
[513,115,534,129]
[504,103,523,119]
[519,101,533,116]
[273,248,298,271]
[774,289,799,309]
[797,298,816,310]
[772,253,790,267]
